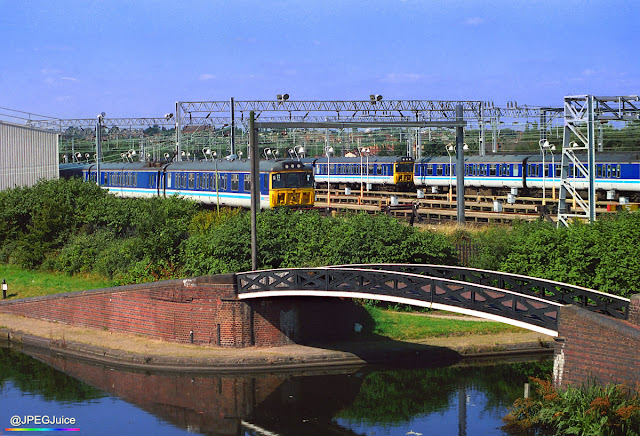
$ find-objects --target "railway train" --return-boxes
[301,156,415,190]
[414,152,640,200]
[59,158,315,209]
[59,151,640,208]
[303,152,640,201]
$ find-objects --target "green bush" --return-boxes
[0,178,109,268]
[181,210,458,276]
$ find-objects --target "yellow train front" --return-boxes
[266,160,315,208]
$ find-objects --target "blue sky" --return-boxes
[1,0,638,119]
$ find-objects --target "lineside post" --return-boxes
[455,104,465,225]
[249,111,259,270]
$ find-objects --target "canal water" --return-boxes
[0,346,552,435]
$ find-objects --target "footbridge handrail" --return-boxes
[236,267,563,336]
[328,264,630,320]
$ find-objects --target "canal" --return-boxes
[0,346,552,435]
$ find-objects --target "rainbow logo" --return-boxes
[4,429,80,432]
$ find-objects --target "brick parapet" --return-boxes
[554,296,640,390]
[0,273,358,348]
[628,294,640,327]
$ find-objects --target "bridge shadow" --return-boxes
[255,299,464,369]
[305,335,464,369]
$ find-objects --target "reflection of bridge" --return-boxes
[237,264,631,337]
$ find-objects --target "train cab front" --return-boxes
[394,157,415,186]
[269,162,315,208]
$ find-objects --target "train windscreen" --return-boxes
[272,172,314,189]
[396,163,413,173]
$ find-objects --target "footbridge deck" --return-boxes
[236,264,630,337]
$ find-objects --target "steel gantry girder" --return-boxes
[27,116,176,131]
[558,95,640,227]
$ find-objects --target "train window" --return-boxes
[606,165,611,178]
[427,165,433,176]
[244,173,251,191]
[513,165,519,177]
[376,166,382,175]
[231,174,239,191]
[490,165,497,176]
[597,165,603,178]
[188,173,195,189]
[616,164,621,178]
[444,165,450,176]
[218,174,227,190]
[436,165,443,176]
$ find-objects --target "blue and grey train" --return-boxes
[60,159,315,209]
[302,156,414,190]
[414,152,640,200]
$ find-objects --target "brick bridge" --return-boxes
[1,264,638,389]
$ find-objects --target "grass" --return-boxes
[0,264,115,299]
[365,306,523,340]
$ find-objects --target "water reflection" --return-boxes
[1,345,552,436]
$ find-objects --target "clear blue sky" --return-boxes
[1,0,638,119]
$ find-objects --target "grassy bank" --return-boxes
[365,306,523,340]
[0,265,114,299]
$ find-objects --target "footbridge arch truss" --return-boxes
[236,265,630,337]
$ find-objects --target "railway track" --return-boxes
[315,188,624,224]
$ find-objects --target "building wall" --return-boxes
[0,275,359,347]
[0,121,59,191]
[554,294,640,390]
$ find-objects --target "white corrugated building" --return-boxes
[0,121,59,191]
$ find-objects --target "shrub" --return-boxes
[503,378,640,435]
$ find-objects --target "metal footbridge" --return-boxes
[236,264,630,337]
